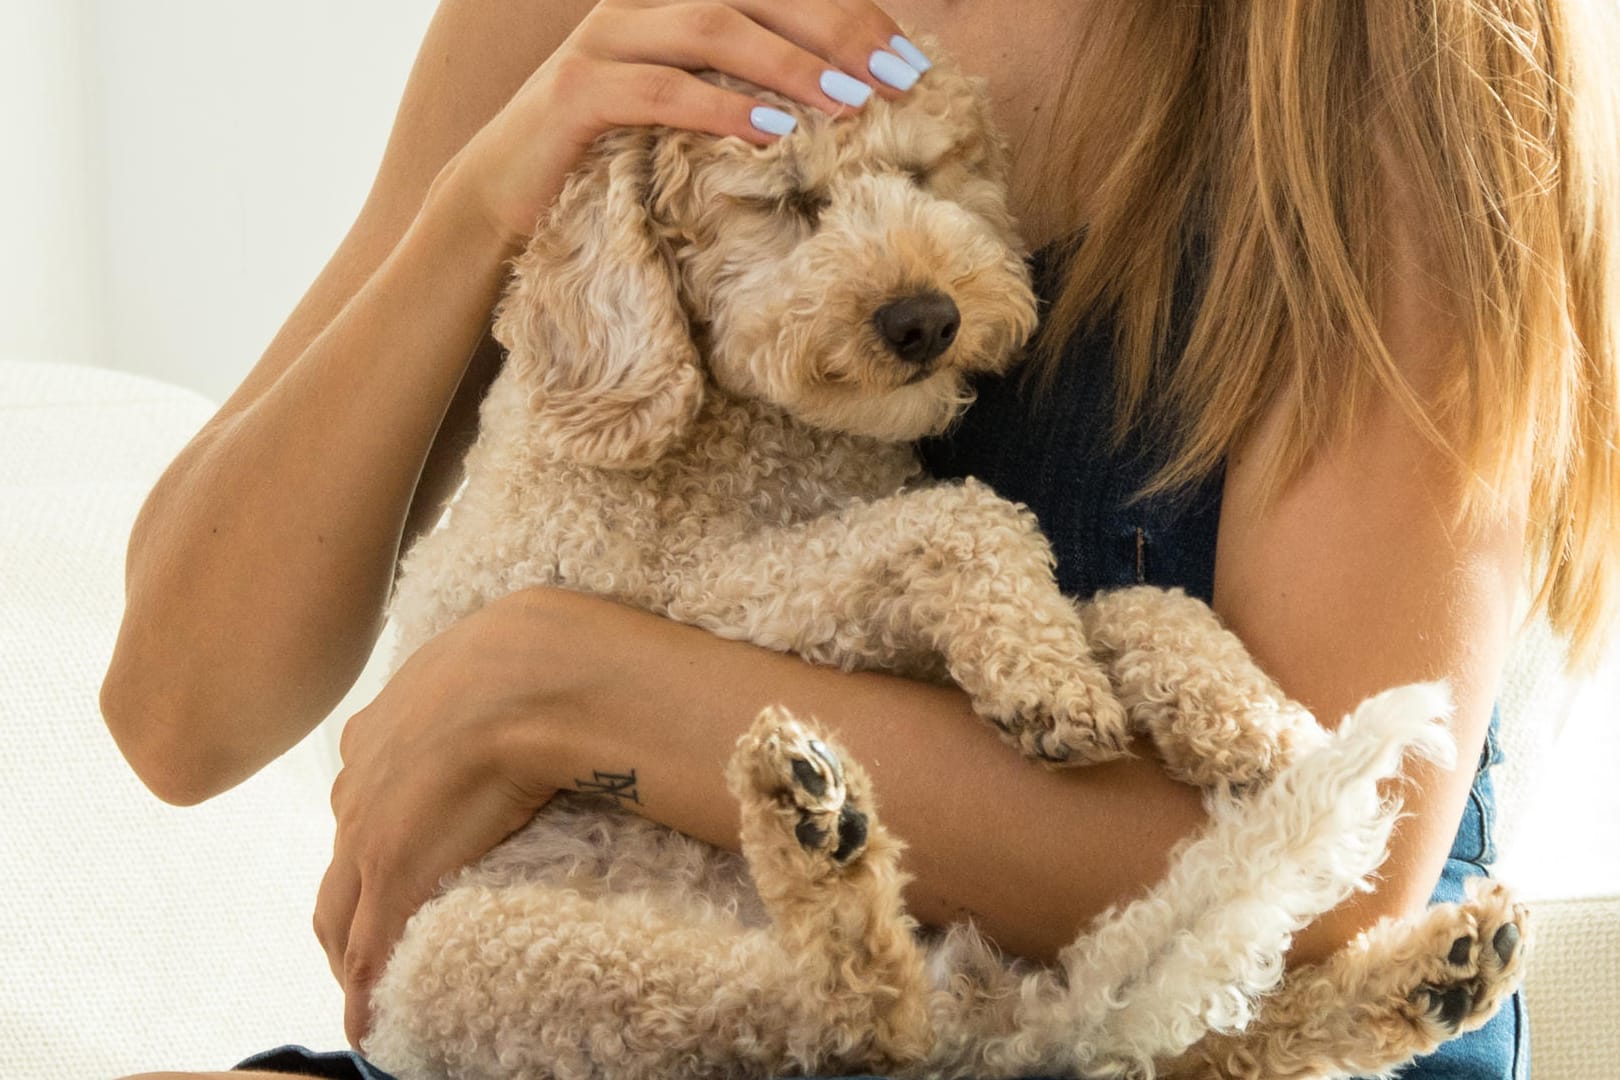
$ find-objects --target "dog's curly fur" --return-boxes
[367,44,1529,1080]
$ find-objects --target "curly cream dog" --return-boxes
[368,45,1529,1080]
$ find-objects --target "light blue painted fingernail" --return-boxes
[889,35,932,73]
[868,49,920,92]
[820,69,872,108]
[750,106,797,136]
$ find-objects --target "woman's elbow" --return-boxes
[99,648,249,806]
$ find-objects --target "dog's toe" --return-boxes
[1492,922,1521,966]
[1424,985,1475,1031]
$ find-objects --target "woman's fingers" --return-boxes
[341,886,423,1048]
[450,0,933,240]
[550,57,793,146]
[582,1,926,115]
[314,841,361,983]
[720,0,926,98]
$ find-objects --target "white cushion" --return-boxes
[0,362,347,1076]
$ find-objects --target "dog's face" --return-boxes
[652,69,1038,443]
[495,45,1038,468]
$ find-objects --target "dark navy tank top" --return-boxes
[919,243,1224,604]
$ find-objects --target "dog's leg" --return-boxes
[364,709,932,1080]
[365,874,908,1080]
[725,706,935,1072]
[1081,586,1326,790]
[365,880,787,1080]
[667,478,1130,767]
[1165,876,1531,1079]
[970,684,1456,1079]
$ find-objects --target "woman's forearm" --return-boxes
[520,589,1441,966]
[103,172,517,804]
[522,590,1212,961]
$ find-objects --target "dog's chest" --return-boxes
[479,395,924,589]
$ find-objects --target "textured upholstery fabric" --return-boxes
[1,362,347,1076]
[1522,896,1620,1080]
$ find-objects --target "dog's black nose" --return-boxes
[874,292,960,366]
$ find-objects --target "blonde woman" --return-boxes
[107,1,1616,1078]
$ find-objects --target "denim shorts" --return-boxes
[1394,712,1530,1080]
[237,720,1526,1080]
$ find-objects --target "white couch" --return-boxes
[3,360,1616,1078]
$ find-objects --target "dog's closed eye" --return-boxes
[729,190,830,226]
[781,189,831,225]
[899,164,931,188]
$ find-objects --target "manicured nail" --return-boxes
[820,69,873,108]
[889,35,932,73]
[750,106,797,136]
[868,49,919,92]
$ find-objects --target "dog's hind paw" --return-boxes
[728,706,872,876]
[1405,878,1531,1040]
[726,708,932,1063]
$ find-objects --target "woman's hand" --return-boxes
[315,592,577,1047]
[440,0,928,246]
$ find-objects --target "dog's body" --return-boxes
[365,46,1527,1080]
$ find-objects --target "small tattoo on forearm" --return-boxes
[574,768,641,805]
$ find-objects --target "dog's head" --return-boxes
[495,44,1039,468]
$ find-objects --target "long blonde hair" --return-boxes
[1037,0,1620,670]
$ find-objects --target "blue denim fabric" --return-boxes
[1398,716,1530,1080]
[235,1045,399,1079]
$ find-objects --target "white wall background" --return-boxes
[1,0,104,370]
[3,0,438,400]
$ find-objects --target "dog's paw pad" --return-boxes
[796,802,869,865]
[1492,922,1521,966]
[1424,985,1474,1030]
[780,739,868,866]
[776,733,844,811]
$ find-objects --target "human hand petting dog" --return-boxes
[316,591,577,1047]
[439,0,931,248]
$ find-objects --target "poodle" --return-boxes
[366,44,1529,1080]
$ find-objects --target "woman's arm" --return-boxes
[321,584,1211,1044]
[100,0,916,805]
[1213,175,1526,959]
[98,0,591,804]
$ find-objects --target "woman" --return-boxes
[106,1,1617,1078]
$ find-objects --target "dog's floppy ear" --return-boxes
[494,128,702,469]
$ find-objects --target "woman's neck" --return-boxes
[887,0,1106,249]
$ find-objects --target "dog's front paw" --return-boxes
[728,706,871,875]
[969,649,1132,768]
[1081,586,1327,790]
[1139,692,1323,792]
